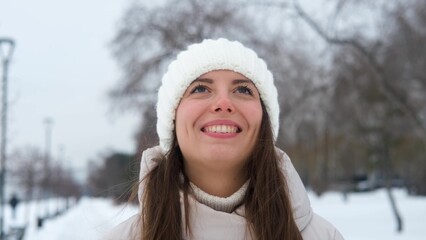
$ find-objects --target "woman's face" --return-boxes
[175,70,263,174]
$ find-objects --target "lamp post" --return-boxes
[0,38,16,239]
[43,117,53,218]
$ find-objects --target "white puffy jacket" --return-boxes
[102,146,344,240]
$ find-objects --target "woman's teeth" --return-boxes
[203,125,238,134]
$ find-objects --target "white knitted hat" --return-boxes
[157,38,279,153]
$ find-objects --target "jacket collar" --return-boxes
[275,147,313,231]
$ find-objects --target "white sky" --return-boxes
[0,0,138,177]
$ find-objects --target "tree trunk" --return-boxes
[383,143,403,232]
[385,186,403,232]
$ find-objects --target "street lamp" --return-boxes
[36,117,54,229]
[0,37,16,239]
[43,117,53,218]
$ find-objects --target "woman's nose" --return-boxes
[212,94,234,113]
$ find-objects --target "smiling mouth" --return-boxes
[201,125,242,134]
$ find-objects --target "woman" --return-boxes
[104,38,344,239]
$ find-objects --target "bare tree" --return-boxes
[9,147,44,201]
[379,0,426,196]
[10,146,82,201]
[9,147,45,222]
[110,0,258,110]
[278,0,426,232]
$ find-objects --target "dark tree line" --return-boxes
[87,152,139,203]
[9,147,82,201]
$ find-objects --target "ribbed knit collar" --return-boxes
[189,181,249,213]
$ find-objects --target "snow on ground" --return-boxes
[4,188,425,239]
[21,198,137,240]
[310,189,425,240]
[5,198,137,240]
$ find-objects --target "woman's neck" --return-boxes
[184,164,247,198]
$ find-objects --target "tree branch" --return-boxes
[291,0,426,137]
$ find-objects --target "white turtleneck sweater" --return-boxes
[189,181,249,213]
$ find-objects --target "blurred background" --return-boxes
[0,0,425,239]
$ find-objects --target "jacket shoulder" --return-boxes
[301,213,344,240]
[100,214,141,240]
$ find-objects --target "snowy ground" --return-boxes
[310,189,425,240]
[3,188,425,240]
[5,198,137,240]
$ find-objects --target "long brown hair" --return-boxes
[138,102,303,239]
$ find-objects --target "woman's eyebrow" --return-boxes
[193,78,213,84]
[232,79,253,85]
[192,78,253,85]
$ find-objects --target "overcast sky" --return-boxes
[0,0,138,177]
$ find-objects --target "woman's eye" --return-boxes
[190,85,208,94]
[235,86,253,95]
